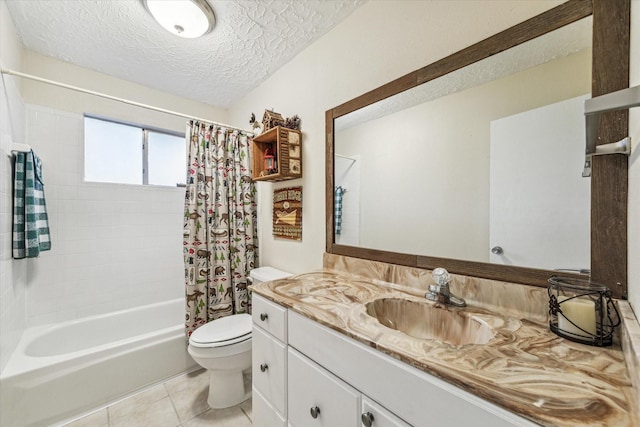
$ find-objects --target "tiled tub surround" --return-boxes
[251,260,639,426]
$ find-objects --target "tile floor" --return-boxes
[61,369,252,427]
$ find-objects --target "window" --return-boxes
[84,116,186,186]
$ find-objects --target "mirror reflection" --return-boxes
[334,17,592,271]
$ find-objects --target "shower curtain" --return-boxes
[183,121,258,337]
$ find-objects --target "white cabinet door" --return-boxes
[361,397,411,427]
[253,387,287,427]
[253,325,287,416]
[288,348,360,427]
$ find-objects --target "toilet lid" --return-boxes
[190,313,252,347]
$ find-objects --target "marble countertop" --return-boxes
[250,269,638,427]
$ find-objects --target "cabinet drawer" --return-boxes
[253,325,287,416]
[288,348,360,427]
[253,387,287,427]
[253,294,288,342]
[361,397,411,427]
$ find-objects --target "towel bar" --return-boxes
[5,142,31,158]
[582,85,639,177]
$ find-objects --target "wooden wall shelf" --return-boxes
[252,126,302,182]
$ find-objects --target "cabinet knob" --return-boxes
[260,312,268,321]
[310,406,321,419]
[260,363,268,372]
[361,411,375,426]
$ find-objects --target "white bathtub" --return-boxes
[0,298,196,427]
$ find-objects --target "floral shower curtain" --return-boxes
[183,121,258,337]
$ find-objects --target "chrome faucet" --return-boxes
[425,268,466,307]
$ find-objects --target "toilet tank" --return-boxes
[249,267,292,285]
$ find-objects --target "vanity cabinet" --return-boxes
[252,295,288,427]
[252,126,302,182]
[251,295,537,427]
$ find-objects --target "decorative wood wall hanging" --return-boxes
[252,126,302,181]
[273,186,302,240]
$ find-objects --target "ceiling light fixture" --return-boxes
[143,0,215,39]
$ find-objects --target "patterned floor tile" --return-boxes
[107,384,169,421]
[165,369,210,423]
[60,370,253,426]
[109,396,179,427]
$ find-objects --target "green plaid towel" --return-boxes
[335,186,345,235]
[13,150,51,258]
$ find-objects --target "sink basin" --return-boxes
[365,298,496,346]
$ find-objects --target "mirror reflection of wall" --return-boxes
[489,94,590,271]
[334,17,591,271]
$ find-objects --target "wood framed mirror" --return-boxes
[325,0,629,298]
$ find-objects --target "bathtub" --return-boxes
[0,298,196,427]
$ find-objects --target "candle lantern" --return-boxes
[548,276,620,346]
[263,145,276,174]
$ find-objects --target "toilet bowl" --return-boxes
[188,267,292,409]
[188,313,252,408]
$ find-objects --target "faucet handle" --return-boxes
[432,268,450,286]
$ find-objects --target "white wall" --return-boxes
[228,0,563,274]
[0,0,26,373]
[628,0,640,313]
[21,51,228,133]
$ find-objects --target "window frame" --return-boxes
[84,114,185,187]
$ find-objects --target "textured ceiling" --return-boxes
[5,0,365,108]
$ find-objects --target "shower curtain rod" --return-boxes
[0,68,254,134]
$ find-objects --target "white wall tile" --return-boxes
[0,67,27,372]
[22,105,185,327]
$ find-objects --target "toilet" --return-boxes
[188,267,291,409]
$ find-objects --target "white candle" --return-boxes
[558,296,596,338]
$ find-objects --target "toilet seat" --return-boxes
[189,313,252,348]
